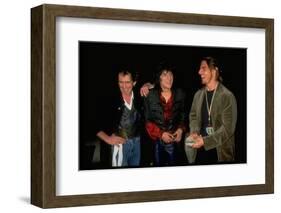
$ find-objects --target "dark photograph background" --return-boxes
[79,41,247,170]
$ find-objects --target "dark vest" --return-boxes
[118,101,140,139]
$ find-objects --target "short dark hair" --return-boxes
[118,67,138,82]
[201,56,223,82]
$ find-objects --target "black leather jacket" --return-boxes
[144,88,186,132]
[96,90,143,137]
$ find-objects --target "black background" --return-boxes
[79,41,247,169]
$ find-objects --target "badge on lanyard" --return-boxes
[206,126,214,135]
[205,84,218,136]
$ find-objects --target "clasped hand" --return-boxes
[189,132,204,149]
[161,128,183,143]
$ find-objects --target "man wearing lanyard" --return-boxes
[188,57,237,164]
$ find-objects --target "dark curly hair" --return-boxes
[154,61,175,90]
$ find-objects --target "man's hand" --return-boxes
[173,128,183,143]
[189,132,199,140]
[106,134,126,145]
[192,135,204,149]
[140,82,154,97]
[161,132,174,144]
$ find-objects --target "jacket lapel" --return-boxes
[197,89,205,124]
[209,84,222,128]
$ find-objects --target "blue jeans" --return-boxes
[154,140,175,166]
[122,136,141,167]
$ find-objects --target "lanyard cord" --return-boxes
[205,83,218,125]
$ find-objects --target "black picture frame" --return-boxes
[31,4,274,208]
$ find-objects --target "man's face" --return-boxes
[160,70,173,90]
[118,73,135,96]
[198,60,215,85]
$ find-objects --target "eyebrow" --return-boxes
[162,71,173,75]
[118,80,132,83]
